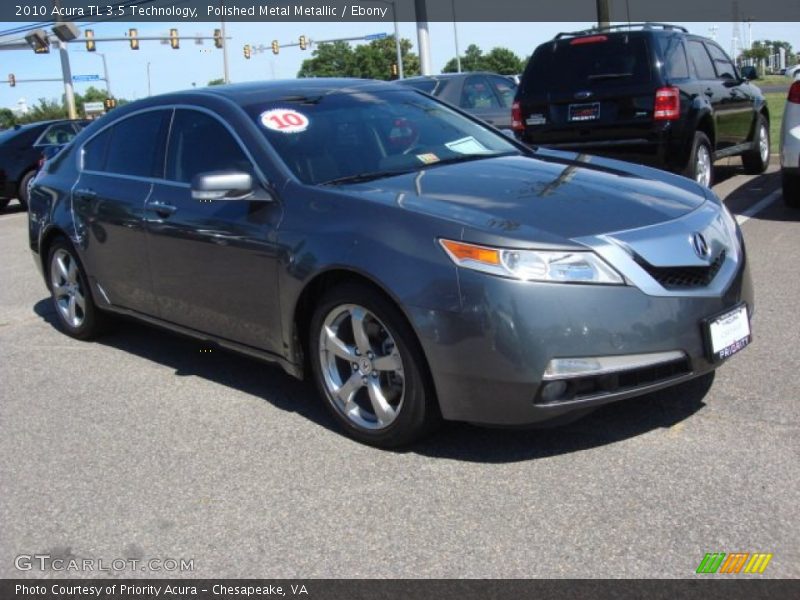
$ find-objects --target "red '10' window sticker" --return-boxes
[259,109,310,133]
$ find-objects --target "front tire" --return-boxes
[742,115,770,174]
[684,132,714,187]
[784,172,800,208]
[46,238,105,340]
[309,283,439,447]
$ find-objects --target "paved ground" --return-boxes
[0,164,798,579]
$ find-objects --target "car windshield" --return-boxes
[242,89,520,185]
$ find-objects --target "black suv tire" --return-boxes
[742,114,770,175]
[684,132,714,187]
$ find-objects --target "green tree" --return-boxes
[443,44,524,74]
[207,78,225,86]
[17,98,67,123]
[73,86,110,116]
[298,37,420,80]
[0,108,16,129]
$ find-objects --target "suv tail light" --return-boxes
[511,100,524,132]
[788,81,800,104]
[654,87,680,121]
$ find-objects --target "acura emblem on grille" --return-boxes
[691,232,711,259]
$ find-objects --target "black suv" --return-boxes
[512,23,770,186]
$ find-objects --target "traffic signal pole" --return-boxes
[54,0,77,119]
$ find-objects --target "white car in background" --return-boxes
[782,79,800,207]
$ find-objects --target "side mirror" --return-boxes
[191,170,254,201]
[740,66,757,81]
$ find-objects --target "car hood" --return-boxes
[339,151,708,245]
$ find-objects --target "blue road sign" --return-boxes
[364,33,388,41]
[72,74,100,82]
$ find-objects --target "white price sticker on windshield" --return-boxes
[445,136,489,154]
[260,109,309,133]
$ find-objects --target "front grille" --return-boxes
[638,250,726,290]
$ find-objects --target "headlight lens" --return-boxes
[439,239,624,284]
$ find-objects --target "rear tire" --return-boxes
[684,132,714,187]
[309,283,440,447]
[17,169,36,210]
[784,172,800,208]
[46,237,106,340]
[742,115,770,174]
[0,198,9,211]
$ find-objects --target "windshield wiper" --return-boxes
[417,151,519,169]
[587,72,633,80]
[319,170,414,186]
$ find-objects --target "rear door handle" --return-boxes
[146,200,178,217]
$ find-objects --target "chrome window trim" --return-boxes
[77,103,268,189]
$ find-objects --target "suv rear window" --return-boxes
[521,36,652,95]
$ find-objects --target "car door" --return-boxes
[687,39,737,150]
[459,75,508,129]
[486,75,518,131]
[145,108,284,354]
[72,109,170,315]
[704,41,755,146]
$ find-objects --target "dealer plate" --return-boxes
[703,303,751,363]
[568,102,600,122]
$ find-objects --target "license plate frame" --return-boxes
[568,102,600,122]
[702,303,751,363]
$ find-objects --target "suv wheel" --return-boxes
[742,115,770,174]
[784,172,800,209]
[309,283,440,447]
[47,238,106,339]
[685,132,713,187]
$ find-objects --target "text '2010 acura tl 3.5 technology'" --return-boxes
[28,79,753,447]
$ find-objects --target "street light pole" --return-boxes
[220,1,230,83]
[97,52,111,96]
[415,0,432,75]
[53,0,77,119]
[452,0,461,73]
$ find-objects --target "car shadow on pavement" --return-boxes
[34,298,714,462]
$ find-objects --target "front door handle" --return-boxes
[146,200,178,218]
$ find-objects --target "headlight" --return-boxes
[719,202,741,255]
[439,239,625,285]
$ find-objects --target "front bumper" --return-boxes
[409,250,753,426]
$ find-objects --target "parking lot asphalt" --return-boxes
[0,164,798,579]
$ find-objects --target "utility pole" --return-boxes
[596,0,610,28]
[53,0,77,119]
[146,62,152,96]
[415,0,432,75]
[220,1,230,83]
[452,0,461,73]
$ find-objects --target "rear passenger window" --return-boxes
[165,110,252,184]
[688,41,716,80]
[82,128,111,171]
[488,76,517,108]
[660,38,690,80]
[461,77,500,109]
[104,110,168,178]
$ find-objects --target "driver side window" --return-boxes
[166,109,253,184]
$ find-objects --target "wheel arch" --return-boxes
[290,267,439,407]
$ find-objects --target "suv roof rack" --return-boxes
[554,22,688,40]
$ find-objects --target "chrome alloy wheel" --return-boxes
[318,304,405,430]
[695,144,712,187]
[759,124,769,165]
[50,248,86,329]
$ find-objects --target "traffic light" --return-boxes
[213,28,223,49]
[243,44,251,60]
[104,97,117,111]
[129,28,139,50]
[271,40,279,55]
[8,74,15,87]
[25,29,50,53]
[299,35,307,51]
[169,29,179,49]
[390,63,399,79]
[85,29,95,52]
